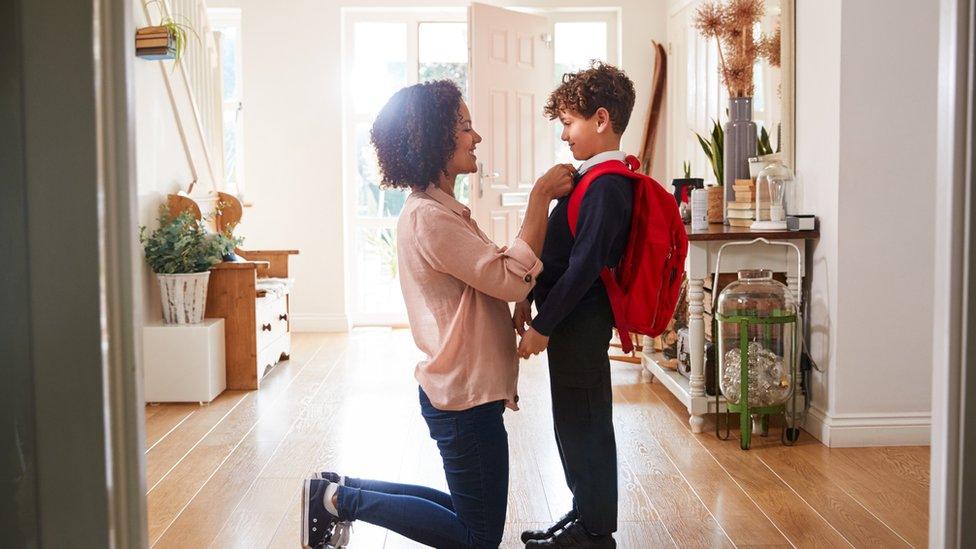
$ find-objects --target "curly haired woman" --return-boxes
[301,80,575,549]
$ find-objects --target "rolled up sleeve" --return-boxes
[414,206,542,302]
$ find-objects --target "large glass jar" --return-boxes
[717,269,797,408]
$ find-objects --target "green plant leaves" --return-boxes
[758,126,773,156]
[695,119,725,185]
[139,206,242,274]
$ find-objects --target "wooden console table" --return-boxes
[641,224,820,433]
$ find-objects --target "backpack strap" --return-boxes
[567,155,640,237]
[565,155,641,353]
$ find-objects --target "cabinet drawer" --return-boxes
[257,332,290,381]
[256,294,288,349]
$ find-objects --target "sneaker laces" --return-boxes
[327,521,353,548]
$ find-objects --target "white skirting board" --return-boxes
[804,406,931,447]
[290,313,349,333]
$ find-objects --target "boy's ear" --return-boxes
[595,107,612,134]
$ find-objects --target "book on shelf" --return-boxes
[136,37,171,48]
[728,218,753,227]
[137,25,169,35]
[136,46,176,60]
[728,209,757,219]
[735,192,755,202]
[728,201,754,210]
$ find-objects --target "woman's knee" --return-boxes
[468,530,503,549]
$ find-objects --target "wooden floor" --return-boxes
[144,330,929,548]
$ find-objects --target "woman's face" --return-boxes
[446,101,483,176]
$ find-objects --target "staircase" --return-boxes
[141,0,224,199]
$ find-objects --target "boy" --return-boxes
[514,62,636,548]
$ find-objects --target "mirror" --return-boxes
[665,0,796,182]
[753,0,794,169]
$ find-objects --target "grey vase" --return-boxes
[723,97,757,223]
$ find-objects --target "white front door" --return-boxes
[468,3,553,246]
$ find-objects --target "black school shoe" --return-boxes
[301,478,351,548]
[521,510,579,542]
[524,521,616,548]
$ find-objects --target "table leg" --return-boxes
[688,277,706,433]
[640,335,654,383]
[788,275,800,307]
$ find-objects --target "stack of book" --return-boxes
[136,26,176,60]
[727,178,767,227]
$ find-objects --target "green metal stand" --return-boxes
[716,312,796,450]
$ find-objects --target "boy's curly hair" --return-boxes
[370,80,464,191]
[543,61,636,134]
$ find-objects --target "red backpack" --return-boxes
[567,155,688,354]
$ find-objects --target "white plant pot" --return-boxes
[157,271,211,324]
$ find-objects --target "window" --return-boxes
[549,12,619,166]
[342,10,467,325]
[209,9,245,196]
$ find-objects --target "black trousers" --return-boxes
[544,293,618,535]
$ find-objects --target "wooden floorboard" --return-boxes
[149,334,337,546]
[614,379,790,547]
[144,403,195,450]
[145,330,929,548]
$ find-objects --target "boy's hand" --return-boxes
[532,164,576,200]
[518,327,549,359]
[513,300,532,336]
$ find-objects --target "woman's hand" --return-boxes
[518,327,549,359]
[532,164,576,200]
[519,164,575,257]
[512,300,532,336]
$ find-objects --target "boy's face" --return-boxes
[446,101,483,176]
[557,108,610,161]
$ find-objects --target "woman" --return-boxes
[301,80,574,548]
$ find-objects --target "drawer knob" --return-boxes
[261,323,272,331]
[279,314,288,321]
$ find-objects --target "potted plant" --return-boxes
[695,120,725,223]
[140,206,242,324]
[672,161,704,204]
[695,0,779,219]
[136,3,197,62]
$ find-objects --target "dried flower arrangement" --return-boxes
[694,0,779,97]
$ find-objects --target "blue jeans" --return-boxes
[335,387,509,548]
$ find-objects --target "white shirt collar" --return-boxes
[577,150,628,175]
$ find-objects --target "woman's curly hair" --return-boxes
[370,80,464,191]
[543,61,636,134]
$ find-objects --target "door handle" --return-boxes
[478,162,500,199]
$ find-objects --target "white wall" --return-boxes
[797,0,938,446]
[207,0,668,332]
[133,0,197,323]
[795,0,841,440]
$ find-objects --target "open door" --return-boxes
[468,3,554,245]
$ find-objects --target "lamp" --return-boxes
[751,160,793,230]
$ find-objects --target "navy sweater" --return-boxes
[530,173,633,336]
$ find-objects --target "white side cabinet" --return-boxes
[641,225,818,433]
[144,318,226,403]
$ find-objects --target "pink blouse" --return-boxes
[397,186,542,411]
